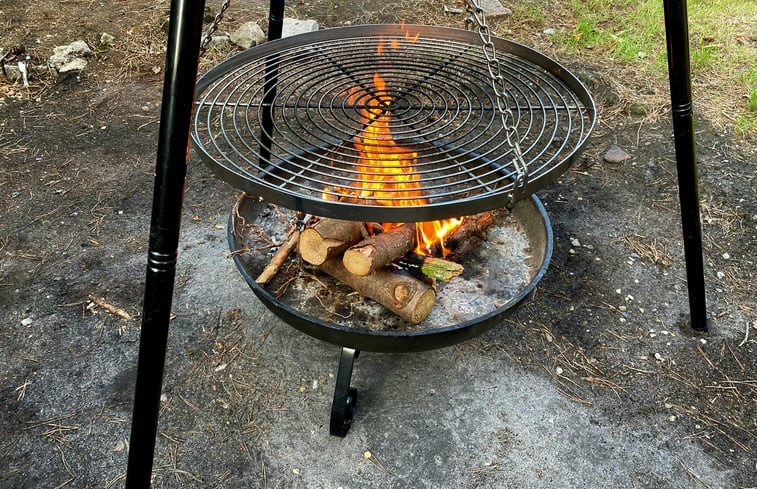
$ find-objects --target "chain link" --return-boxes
[199,0,231,56]
[464,0,528,207]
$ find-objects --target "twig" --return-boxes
[363,450,390,475]
[679,460,713,489]
[105,473,126,489]
[87,295,132,319]
[255,228,301,285]
[696,345,715,369]
[738,320,751,347]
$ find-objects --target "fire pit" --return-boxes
[190,23,594,435]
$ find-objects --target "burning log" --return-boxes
[342,223,416,276]
[443,211,496,249]
[319,258,435,324]
[395,253,464,281]
[298,218,364,266]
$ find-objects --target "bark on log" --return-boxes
[342,224,416,276]
[298,219,364,265]
[320,258,436,324]
[395,253,464,281]
[444,211,497,249]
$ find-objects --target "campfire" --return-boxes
[253,28,501,324]
[193,19,592,436]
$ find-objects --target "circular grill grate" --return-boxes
[192,24,595,221]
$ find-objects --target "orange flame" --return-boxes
[330,24,462,256]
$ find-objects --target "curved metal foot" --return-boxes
[330,348,359,437]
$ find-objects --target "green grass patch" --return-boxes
[735,66,757,132]
[534,0,757,132]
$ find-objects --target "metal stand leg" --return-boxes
[125,0,206,486]
[330,348,360,437]
[259,0,286,164]
[663,0,708,332]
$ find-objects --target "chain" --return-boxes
[464,0,528,207]
[199,0,231,56]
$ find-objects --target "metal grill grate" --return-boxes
[192,24,595,221]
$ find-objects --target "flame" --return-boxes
[331,24,462,256]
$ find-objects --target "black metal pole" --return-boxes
[259,0,286,164]
[662,0,707,331]
[125,0,206,486]
[267,0,286,41]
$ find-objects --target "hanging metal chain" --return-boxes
[464,0,528,207]
[199,0,231,56]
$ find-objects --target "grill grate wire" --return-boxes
[192,25,595,221]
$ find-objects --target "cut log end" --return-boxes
[299,233,343,265]
[342,245,376,276]
[410,288,436,324]
[342,224,415,276]
[298,219,363,265]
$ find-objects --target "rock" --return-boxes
[21,317,33,326]
[477,0,513,20]
[100,32,115,47]
[443,6,464,14]
[49,40,92,73]
[208,35,231,49]
[282,18,319,38]
[543,28,556,36]
[58,58,88,73]
[604,144,631,163]
[2,62,27,84]
[230,21,266,49]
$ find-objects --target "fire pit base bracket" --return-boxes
[330,347,360,437]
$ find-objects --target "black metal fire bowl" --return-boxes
[228,193,552,353]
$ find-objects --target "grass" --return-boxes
[509,0,757,134]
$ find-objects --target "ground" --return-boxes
[1,0,755,488]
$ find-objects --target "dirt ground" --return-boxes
[1,0,755,488]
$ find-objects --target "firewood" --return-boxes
[444,211,497,249]
[298,219,364,265]
[342,224,416,276]
[255,228,301,285]
[395,253,464,281]
[87,295,132,319]
[319,258,435,324]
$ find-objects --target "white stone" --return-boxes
[21,317,33,326]
[58,58,88,73]
[100,32,115,46]
[208,35,231,49]
[49,40,92,73]
[282,18,319,38]
[604,144,632,163]
[230,21,266,49]
[478,0,513,20]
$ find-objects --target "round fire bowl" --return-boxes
[228,193,552,353]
